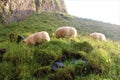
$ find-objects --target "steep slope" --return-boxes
[0,12,120,41]
[0,12,120,80]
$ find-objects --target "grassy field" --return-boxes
[0,12,120,80]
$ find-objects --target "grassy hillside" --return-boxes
[0,12,120,80]
[0,12,120,41]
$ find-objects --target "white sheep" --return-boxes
[23,31,50,45]
[90,32,106,41]
[55,26,77,38]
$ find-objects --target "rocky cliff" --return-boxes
[0,0,67,24]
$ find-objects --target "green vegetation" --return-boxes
[0,12,120,80]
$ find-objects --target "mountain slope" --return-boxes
[0,12,120,41]
[0,12,120,80]
[79,18,120,41]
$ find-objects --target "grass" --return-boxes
[0,12,120,80]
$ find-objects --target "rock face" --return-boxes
[35,0,67,13]
[0,0,67,24]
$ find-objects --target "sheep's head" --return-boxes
[23,39,28,45]
[46,37,50,41]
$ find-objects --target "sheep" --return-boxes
[90,32,106,41]
[23,31,50,45]
[55,26,77,38]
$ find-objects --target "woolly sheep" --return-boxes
[23,31,50,45]
[55,26,77,38]
[90,32,106,41]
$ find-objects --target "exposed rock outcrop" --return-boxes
[0,0,67,24]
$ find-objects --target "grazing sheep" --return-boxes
[55,26,77,38]
[23,31,50,45]
[90,32,106,41]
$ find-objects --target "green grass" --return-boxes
[0,12,120,80]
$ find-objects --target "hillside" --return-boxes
[79,18,120,41]
[0,12,120,80]
[0,12,120,41]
